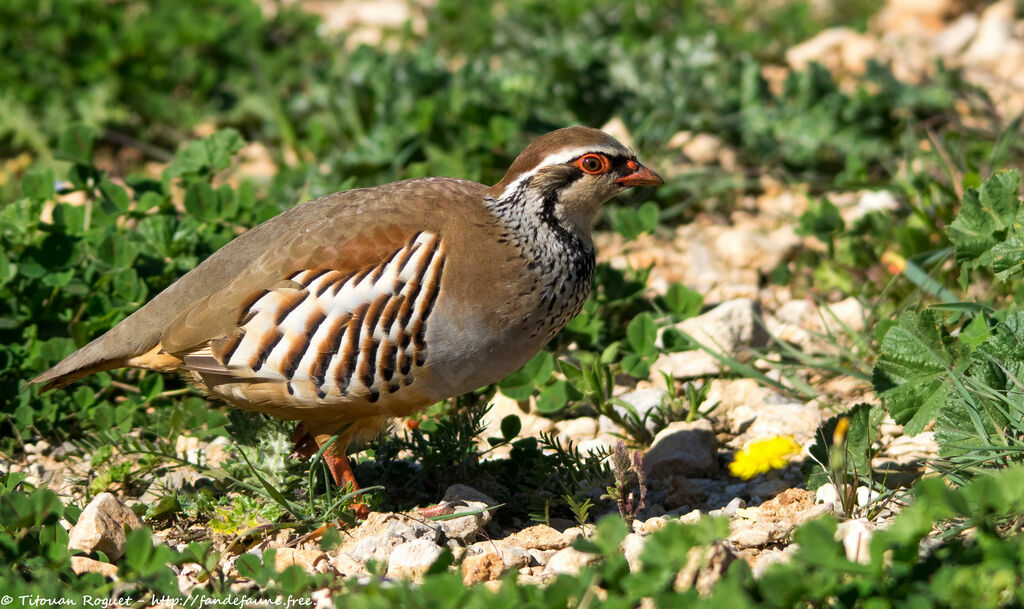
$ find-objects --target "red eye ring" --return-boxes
[574,153,610,175]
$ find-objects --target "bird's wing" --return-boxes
[178,230,447,404]
[30,178,487,390]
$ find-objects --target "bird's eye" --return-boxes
[575,154,609,175]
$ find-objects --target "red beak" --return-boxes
[616,164,664,187]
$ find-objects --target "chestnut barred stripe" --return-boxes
[221,232,446,402]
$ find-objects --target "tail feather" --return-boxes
[27,320,162,391]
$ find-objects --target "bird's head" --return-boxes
[487,126,663,240]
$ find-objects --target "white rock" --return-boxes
[643,419,717,480]
[964,1,1015,64]
[204,436,232,468]
[815,484,840,505]
[70,556,119,578]
[615,388,668,430]
[679,509,703,524]
[543,546,599,576]
[751,549,792,578]
[934,13,980,56]
[175,435,201,464]
[577,435,619,455]
[556,417,599,443]
[729,399,822,445]
[68,493,143,561]
[438,485,498,544]
[856,486,880,508]
[527,548,556,566]
[600,117,635,151]
[654,299,768,379]
[836,519,874,564]
[386,539,445,580]
[786,27,876,75]
[623,533,646,572]
[721,497,746,517]
[346,535,396,564]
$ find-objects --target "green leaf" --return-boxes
[95,232,141,268]
[959,314,992,349]
[536,380,569,414]
[803,403,878,490]
[166,129,245,179]
[664,283,703,319]
[946,170,1024,280]
[99,181,130,214]
[626,313,658,356]
[797,197,844,244]
[184,181,220,220]
[935,312,1024,459]
[55,124,97,164]
[872,310,966,434]
[610,203,659,240]
[621,353,651,379]
[22,166,55,201]
[500,415,521,441]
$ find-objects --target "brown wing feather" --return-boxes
[160,224,417,355]
[29,177,487,390]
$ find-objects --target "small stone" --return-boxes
[964,0,1015,64]
[387,518,442,544]
[674,542,736,595]
[25,440,51,455]
[543,546,599,576]
[527,548,556,566]
[438,485,498,544]
[51,441,81,460]
[461,552,505,584]
[175,435,201,464]
[786,27,876,75]
[346,535,396,564]
[623,533,646,572]
[721,497,746,517]
[643,419,717,480]
[728,520,785,548]
[856,486,879,508]
[836,519,874,564]
[68,493,143,561]
[816,484,840,505]
[614,388,669,435]
[934,13,979,56]
[330,552,369,577]
[668,132,726,166]
[70,556,119,578]
[664,476,707,510]
[751,549,792,578]
[386,539,445,580]
[600,117,635,151]
[274,548,327,573]
[679,509,703,524]
[556,417,599,442]
[653,299,769,379]
[506,525,573,551]
[577,435,619,455]
[643,516,668,533]
[204,436,232,468]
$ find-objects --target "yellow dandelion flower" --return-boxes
[729,436,803,480]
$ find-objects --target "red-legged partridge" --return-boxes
[31,126,663,500]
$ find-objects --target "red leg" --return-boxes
[324,452,370,520]
[414,502,456,518]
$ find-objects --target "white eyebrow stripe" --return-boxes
[533,145,623,169]
[497,145,628,201]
